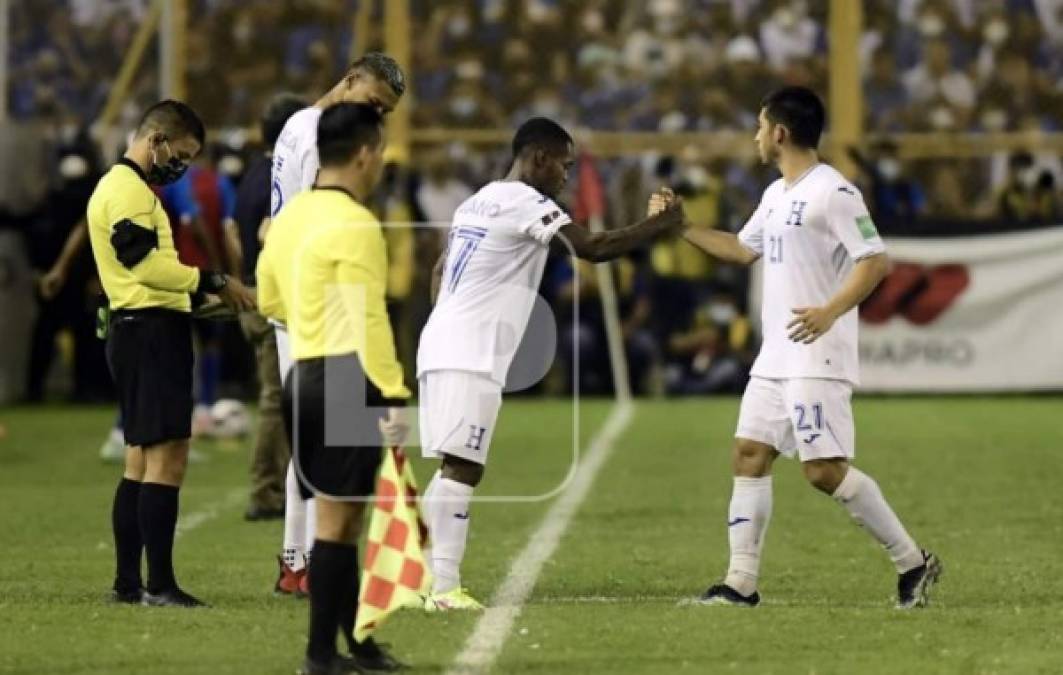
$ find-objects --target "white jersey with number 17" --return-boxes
[738,163,886,385]
[417,180,572,386]
[270,106,321,218]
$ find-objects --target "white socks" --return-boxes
[723,476,773,597]
[426,475,474,594]
[832,467,923,573]
[282,460,315,572]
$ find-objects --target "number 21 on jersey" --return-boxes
[768,234,783,263]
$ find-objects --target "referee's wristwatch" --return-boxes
[197,270,228,295]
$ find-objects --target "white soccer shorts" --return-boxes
[419,370,503,465]
[735,377,855,461]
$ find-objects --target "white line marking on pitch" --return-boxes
[175,487,246,539]
[446,401,635,675]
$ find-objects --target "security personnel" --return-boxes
[87,100,255,607]
[257,102,408,675]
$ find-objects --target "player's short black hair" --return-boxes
[136,99,205,146]
[760,86,826,149]
[512,117,573,159]
[316,102,384,167]
[350,52,406,98]
[261,93,307,148]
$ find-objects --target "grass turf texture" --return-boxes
[1,398,1061,674]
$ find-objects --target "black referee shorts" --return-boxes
[281,353,389,500]
[106,308,193,448]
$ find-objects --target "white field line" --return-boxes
[174,487,246,539]
[446,401,635,675]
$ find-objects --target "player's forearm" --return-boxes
[578,211,679,263]
[53,221,88,274]
[824,253,889,319]
[682,229,758,266]
[132,255,201,294]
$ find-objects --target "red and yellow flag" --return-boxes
[355,447,432,641]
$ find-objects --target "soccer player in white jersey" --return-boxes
[417,118,685,611]
[653,87,941,609]
[268,52,406,599]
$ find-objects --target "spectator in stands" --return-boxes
[864,49,910,131]
[849,139,927,224]
[26,132,105,402]
[902,38,976,128]
[758,0,823,70]
[998,151,1061,223]
[665,291,752,395]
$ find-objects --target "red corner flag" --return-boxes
[355,447,432,641]
[572,151,606,224]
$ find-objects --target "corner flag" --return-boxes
[355,447,432,641]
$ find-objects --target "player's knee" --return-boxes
[315,499,360,543]
[144,440,189,485]
[441,454,484,488]
[732,439,774,477]
[802,459,847,493]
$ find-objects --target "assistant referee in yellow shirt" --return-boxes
[87,100,255,608]
[257,102,409,674]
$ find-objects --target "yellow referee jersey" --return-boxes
[256,187,410,400]
[86,159,200,311]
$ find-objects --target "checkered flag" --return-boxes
[355,446,432,641]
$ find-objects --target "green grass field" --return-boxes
[2,397,1062,674]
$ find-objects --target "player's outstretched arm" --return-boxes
[788,252,889,344]
[555,203,684,263]
[682,228,760,266]
[648,188,758,266]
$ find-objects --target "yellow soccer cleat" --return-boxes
[424,587,484,613]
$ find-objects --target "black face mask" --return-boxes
[147,140,190,185]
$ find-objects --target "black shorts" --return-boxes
[282,353,389,500]
[106,308,193,447]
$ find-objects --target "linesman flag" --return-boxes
[355,447,432,641]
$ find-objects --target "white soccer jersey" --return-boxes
[738,163,886,384]
[417,180,572,385]
[270,106,322,218]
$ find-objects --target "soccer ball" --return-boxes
[209,399,252,439]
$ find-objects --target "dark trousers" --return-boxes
[239,311,290,510]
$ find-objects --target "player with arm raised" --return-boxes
[269,52,407,597]
[417,118,685,611]
[654,87,941,609]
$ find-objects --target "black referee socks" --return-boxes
[138,483,180,594]
[340,546,361,654]
[111,478,143,592]
[307,540,358,664]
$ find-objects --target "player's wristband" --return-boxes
[196,270,228,295]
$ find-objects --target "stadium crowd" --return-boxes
[3,0,1063,404]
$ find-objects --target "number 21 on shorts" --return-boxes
[794,402,823,444]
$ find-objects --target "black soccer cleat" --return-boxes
[110,586,146,604]
[298,655,363,675]
[897,550,943,609]
[349,637,405,672]
[142,587,209,608]
[697,583,760,607]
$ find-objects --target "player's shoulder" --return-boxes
[277,106,317,146]
[813,164,864,201]
[96,164,155,212]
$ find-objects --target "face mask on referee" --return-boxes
[147,136,190,185]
